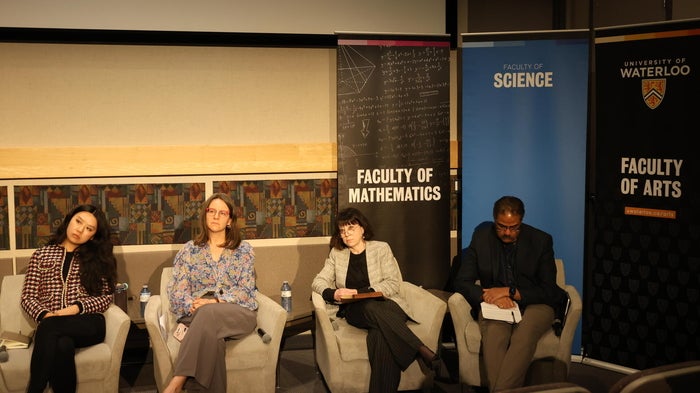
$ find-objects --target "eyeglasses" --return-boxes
[339,225,359,236]
[495,222,521,232]
[205,208,230,218]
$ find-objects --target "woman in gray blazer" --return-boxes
[312,207,439,393]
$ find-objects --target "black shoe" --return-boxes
[428,355,454,383]
[430,355,442,375]
[417,353,442,376]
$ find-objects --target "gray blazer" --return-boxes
[311,240,414,320]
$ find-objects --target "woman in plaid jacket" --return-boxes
[21,204,117,393]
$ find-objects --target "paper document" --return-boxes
[0,330,33,349]
[480,302,522,324]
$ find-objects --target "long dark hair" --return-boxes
[329,207,375,250]
[194,193,242,249]
[50,204,117,296]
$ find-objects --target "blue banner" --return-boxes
[460,31,589,353]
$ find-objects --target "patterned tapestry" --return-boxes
[15,183,204,248]
[12,178,341,249]
[214,179,336,239]
[5,175,457,250]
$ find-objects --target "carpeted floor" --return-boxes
[119,328,627,393]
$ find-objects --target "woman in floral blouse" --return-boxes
[21,204,117,393]
[163,193,257,393]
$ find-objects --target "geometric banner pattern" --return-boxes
[587,214,700,368]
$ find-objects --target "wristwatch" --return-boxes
[509,285,517,299]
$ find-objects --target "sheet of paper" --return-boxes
[480,302,522,323]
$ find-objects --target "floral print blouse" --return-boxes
[167,240,258,318]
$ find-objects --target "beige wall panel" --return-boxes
[0,259,14,278]
[14,257,30,275]
[116,250,179,320]
[253,242,328,302]
[0,1,444,35]
[0,43,335,148]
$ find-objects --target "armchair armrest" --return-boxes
[448,291,484,385]
[144,294,165,341]
[103,303,131,351]
[311,291,343,383]
[399,282,446,352]
[144,294,174,392]
[253,291,286,348]
[557,285,582,362]
[101,303,131,392]
[448,292,480,353]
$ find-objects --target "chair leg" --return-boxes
[276,336,286,388]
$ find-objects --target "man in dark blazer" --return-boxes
[453,195,565,392]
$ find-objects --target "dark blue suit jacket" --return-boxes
[453,221,564,318]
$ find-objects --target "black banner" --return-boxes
[588,21,700,369]
[337,35,451,288]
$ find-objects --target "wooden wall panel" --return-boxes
[0,141,457,179]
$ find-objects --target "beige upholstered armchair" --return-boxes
[499,382,592,393]
[312,280,447,393]
[608,360,700,393]
[144,267,287,393]
[0,274,131,393]
[448,259,583,388]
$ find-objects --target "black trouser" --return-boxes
[27,313,105,393]
[345,299,423,393]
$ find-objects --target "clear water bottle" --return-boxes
[139,284,151,317]
[281,281,292,312]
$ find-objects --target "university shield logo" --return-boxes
[641,78,666,109]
